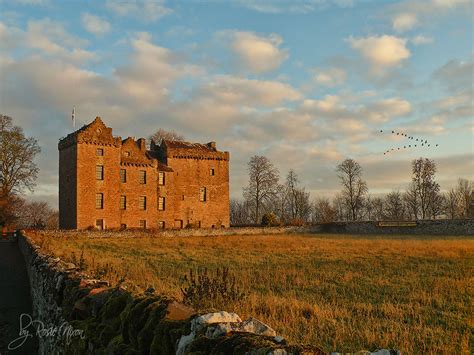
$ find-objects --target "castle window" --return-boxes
[139,196,147,210]
[96,219,104,230]
[120,196,126,210]
[124,151,131,157]
[158,197,165,211]
[158,221,165,229]
[95,193,103,209]
[96,165,104,180]
[120,224,127,230]
[139,170,147,184]
[199,187,207,202]
[158,172,165,185]
[120,169,126,183]
[139,220,147,229]
[96,148,104,156]
[210,168,215,176]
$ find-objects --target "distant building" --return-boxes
[58,117,230,230]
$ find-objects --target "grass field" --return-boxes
[30,232,473,353]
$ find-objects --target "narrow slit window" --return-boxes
[120,195,126,210]
[199,187,207,202]
[139,220,146,229]
[210,168,215,176]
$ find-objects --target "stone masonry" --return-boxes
[58,117,230,230]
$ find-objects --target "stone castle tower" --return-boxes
[58,117,230,230]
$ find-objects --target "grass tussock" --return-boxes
[30,232,474,354]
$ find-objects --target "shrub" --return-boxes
[261,213,278,226]
[181,267,247,310]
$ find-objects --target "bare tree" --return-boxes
[403,182,419,220]
[312,197,336,223]
[148,128,184,146]
[16,200,58,229]
[243,156,280,224]
[455,178,473,218]
[333,193,348,221]
[0,115,41,227]
[230,198,251,226]
[336,158,368,221]
[0,115,41,197]
[282,170,311,223]
[411,158,440,219]
[384,191,405,220]
[445,189,458,219]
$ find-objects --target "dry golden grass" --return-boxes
[30,231,474,354]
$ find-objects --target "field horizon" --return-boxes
[29,231,473,354]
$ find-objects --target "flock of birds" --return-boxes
[380,130,439,155]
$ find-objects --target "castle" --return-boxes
[58,117,230,230]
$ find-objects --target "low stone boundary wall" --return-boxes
[17,232,320,354]
[310,219,474,235]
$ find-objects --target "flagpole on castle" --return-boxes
[72,106,76,129]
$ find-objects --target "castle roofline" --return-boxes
[163,140,218,152]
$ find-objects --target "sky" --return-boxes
[0,0,473,208]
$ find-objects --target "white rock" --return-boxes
[240,317,276,336]
[191,311,242,332]
[176,332,195,355]
[274,336,285,343]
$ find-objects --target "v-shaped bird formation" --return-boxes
[379,130,439,155]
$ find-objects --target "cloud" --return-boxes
[389,0,471,32]
[393,13,418,32]
[81,13,111,36]
[105,0,172,22]
[0,18,96,64]
[196,75,301,106]
[433,57,474,92]
[222,31,289,73]
[363,98,412,123]
[236,0,353,13]
[410,35,434,45]
[313,67,346,87]
[114,32,202,108]
[347,35,410,69]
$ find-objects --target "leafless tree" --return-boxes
[16,200,58,229]
[411,158,440,219]
[312,197,336,223]
[243,156,280,224]
[403,182,419,220]
[0,115,41,227]
[282,170,311,223]
[445,189,458,219]
[384,191,405,220]
[427,190,445,219]
[230,198,252,226]
[332,193,348,221]
[336,158,368,221]
[148,128,184,146]
[0,115,41,197]
[455,178,473,218]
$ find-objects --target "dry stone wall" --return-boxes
[17,232,321,354]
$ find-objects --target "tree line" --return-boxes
[231,155,473,226]
[0,115,58,229]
